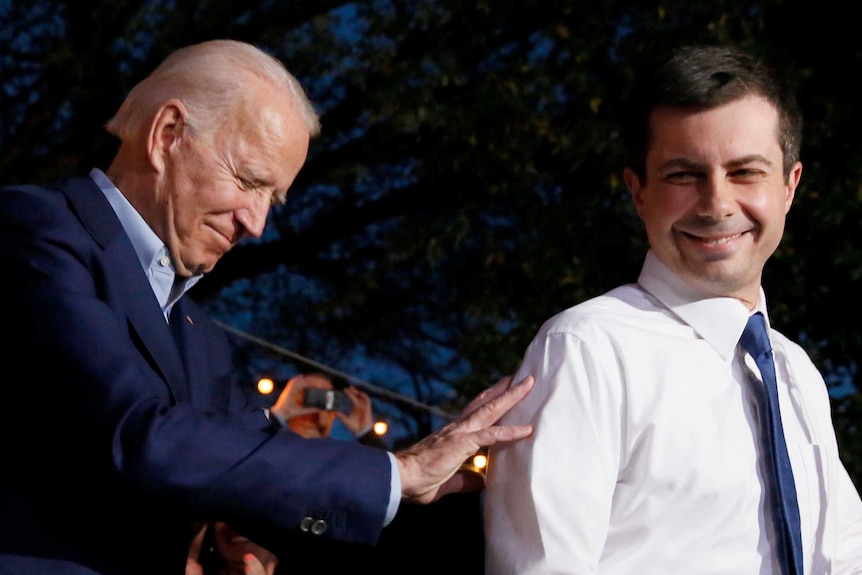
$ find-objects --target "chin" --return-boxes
[692,270,750,297]
[186,257,218,276]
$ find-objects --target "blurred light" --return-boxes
[257,377,275,395]
[459,447,490,479]
[372,420,388,436]
[472,452,488,471]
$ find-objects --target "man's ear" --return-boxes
[148,99,187,173]
[784,160,802,214]
[623,167,645,217]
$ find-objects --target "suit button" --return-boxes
[310,519,327,535]
[299,516,314,532]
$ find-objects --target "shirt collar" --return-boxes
[637,250,768,362]
[89,168,201,317]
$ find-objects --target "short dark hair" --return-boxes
[623,44,802,181]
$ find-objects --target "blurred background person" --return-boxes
[272,372,385,447]
[188,521,278,575]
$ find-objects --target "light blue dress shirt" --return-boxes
[89,168,401,525]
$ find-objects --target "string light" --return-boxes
[459,447,490,478]
[372,420,389,436]
[216,320,457,420]
[256,377,275,395]
[472,452,488,471]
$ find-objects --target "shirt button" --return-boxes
[159,255,171,267]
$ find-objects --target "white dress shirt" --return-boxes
[484,250,862,574]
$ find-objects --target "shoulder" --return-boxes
[0,176,103,230]
[0,181,66,220]
[0,181,79,251]
[537,283,666,339]
[2,176,126,253]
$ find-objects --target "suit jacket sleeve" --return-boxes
[0,178,392,559]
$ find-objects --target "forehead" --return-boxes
[220,83,310,178]
[647,96,782,163]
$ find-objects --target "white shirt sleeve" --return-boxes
[385,452,401,525]
[485,330,621,574]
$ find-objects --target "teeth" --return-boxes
[702,233,741,245]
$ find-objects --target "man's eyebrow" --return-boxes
[725,154,774,169]
[656,158,706,173]
[656,154,774,173]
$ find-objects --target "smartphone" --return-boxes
[303,388,351,413]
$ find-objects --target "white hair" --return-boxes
[105,39,321,142]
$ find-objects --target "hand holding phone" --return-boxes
[303,387,351,413]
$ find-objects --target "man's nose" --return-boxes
[697,174,735,218]
[235,200,268,239]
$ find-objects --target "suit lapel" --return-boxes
[59,176,190,403]
[170,297,235,414]
[169,299,205,406]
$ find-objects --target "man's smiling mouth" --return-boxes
[694,232,743,246]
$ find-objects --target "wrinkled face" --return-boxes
[157,83,309,276]
[625,96,801,307]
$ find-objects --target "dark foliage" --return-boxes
[3,0,860,483]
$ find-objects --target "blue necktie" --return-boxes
[740,312,803,574]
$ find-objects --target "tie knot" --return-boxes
[740,312,772,358]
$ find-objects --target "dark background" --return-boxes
[3,1,861,571]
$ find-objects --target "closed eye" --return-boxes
[728,168,765,182]
[236,174,282,205]
[664,171,704,184]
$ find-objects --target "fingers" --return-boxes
[458,375,534,425]
[396,374,534,504]
[272,376,330,421]
[460,374,514,416]
[469,421,534,448]
[458,374,521,418]
[333,386,374,434]
[243,553,266,575]
[343,386,370,407]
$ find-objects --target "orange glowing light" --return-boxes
[257,377,275,395]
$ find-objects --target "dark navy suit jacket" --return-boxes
[0,176,391,575]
